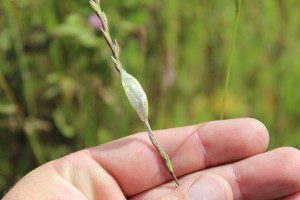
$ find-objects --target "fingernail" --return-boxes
[189,175,226,200]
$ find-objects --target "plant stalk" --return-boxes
[2,0,45,164]
[144,120,180,187]
[89,0,180,186]
[220,0,241,120]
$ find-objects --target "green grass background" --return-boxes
[1,0,300,194]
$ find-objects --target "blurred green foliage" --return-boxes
[1,0,300,194]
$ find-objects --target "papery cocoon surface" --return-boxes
[121,70,148,121]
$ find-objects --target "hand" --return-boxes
[3,118,300,200]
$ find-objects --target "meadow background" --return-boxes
[1,0,300,194]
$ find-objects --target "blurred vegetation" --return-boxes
[1,0,300,194]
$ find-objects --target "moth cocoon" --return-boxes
[121,70,148,121]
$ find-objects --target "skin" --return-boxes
[2,118,300,200]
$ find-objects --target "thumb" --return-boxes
[161,174,233,200]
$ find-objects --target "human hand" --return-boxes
[3,118,300,200]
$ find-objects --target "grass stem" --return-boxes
[144,120,180,187]
[220,0,241,120]
[89,0,180,186]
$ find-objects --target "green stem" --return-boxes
[25,128,45,164]
[144,120,180,187]
[0,72,25,124]
[2,0,45,164]
[42,0,64,72]
[220,0,241,120]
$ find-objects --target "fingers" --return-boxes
[159,174,233,200]
[203,147,300,200]
[132,147,300,200]
[231,147,300,199]
[89,118,269,196]
[191,118,269,168]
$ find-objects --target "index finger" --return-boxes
[89,118,269,196]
